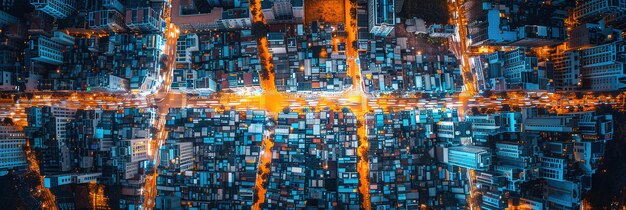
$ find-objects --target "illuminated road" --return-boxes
[252,132,274,210]
[142,4,180,209]
[344,0,362,90]
[467,169,477,210]
[4,90,621,126]
[88,182,109,209]
[2,1,626,209]
[3,77,626,210]
[342,0,371,207]
[0,92,148,127]
[249,0,277,92]
[23,141,57,209]
[248,0,281,208]
[451,0,477,97]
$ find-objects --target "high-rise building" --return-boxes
[495,142,526,159]
[569,22,622,49]
[466,4,517,46]
[368,0,395,37]
[175,34,199,64]
[573,0,626,21]
[29,0,76,19]
[102,0,124,13]
[220,8,251,29]
[523,115,576,132]
[261,0,304,22]
[436,121,472,144]
[28,35,65,65]
[171,68,217,95]
[0,126,27,173]
[43,172,101,188]
[159,141,194,173]
[445,146,492,170]
[579,41,626,91]
[125,7,164,32]
[502,48,539,90]
[270,0,293,19]
[0,10,17,26]
[88,9,125,31]
[86,73,129,92]
[465,112,521,143]
[544,180,582,208]
[539,155,566,181]
[465,1,566,47]
[170,0,225,31]
[568,112,614,141]
[0,69,16,91]
[552,49,581,91]
[114,138,149,179]
[25,106,76,174]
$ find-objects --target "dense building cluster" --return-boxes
[0,125,27,175]
[170,0,464,94]
[0,0,169,95]
[0,0,624,209]
[172,21,463,94]
[24,106,155,209]
[157,108,265,209]
[1,1,624,95]
[469,0,626,92]
[16,106,606,209]
[466,108,613,209]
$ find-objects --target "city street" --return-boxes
[141,8,180,208]
[2,0,626,209]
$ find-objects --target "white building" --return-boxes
[0,126,27,173]
[87,74,129,92]
[267,32,286,54]
[43,172,102,188]
[428,24,455,38]
[116,138,148,179]
[466,112,520,143]
[502,48,538,90]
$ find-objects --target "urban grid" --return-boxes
[0,0,625,209]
